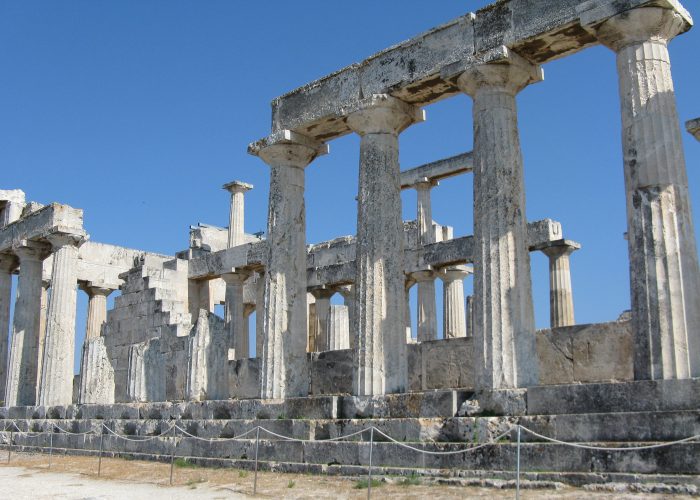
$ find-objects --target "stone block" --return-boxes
[310,350,353,395]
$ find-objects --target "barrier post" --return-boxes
[7,430,13,464]
[253,426,260,495]
[97,426,104,477]
[48,427,54,470]
[367,427,374,500]
[169,428,177,486]
[516,425,521,500]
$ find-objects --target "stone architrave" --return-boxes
[439,265,471,339]
[310,288,334,352]
[346,94,424,395]
[78,336,115,404]
[223,181,253,248]
[39,232,86,407]
[589,6,700,379]
[222,270,251,360]
[450,49,541,390]
[412,269,438,342]
[0,255,18,404]
[248,130,327,399]
[537,240,580,328]
[5,241,48,407]
[687,119,700,142]
[186,310,228,401]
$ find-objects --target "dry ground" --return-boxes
[0,450,693,499]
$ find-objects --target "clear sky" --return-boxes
[1,1,699,372]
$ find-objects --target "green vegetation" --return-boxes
[287,480,296,488]
[173,458,200,469]
[353,478,383,489]
[398,473,421,486]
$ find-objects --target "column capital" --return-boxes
[412,177,439,191]
[309,286,335,300]
[439,264,472,282]
[46,232,88,251]
[582,5,691,52]
[0,253,18,273]
[80,282,115,298]
[687,118,700,142]
[223,180,254,194]
[442,46,543,97]
[248,130,328,169]
[221,269,252,285]
[534,239,581,259]
[410,269,436,282]
[12,239,51,261]
[345,94,425,136]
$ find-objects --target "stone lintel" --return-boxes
[222,180,254,193]
[187,240,267,280]
[0,203,85,255]
[578,0,692,33]
[400,152,473,189]
[247,130,328,160]
[687,118,700,141]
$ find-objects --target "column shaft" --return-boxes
[310,289,333,352]
[85,288,111,340]
[414,272,438,341]
[540,242,579,328]
[440,266,470,339]
[0,257,17,404]
[223,272,249,360]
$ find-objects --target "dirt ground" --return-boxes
[0,450,693,499]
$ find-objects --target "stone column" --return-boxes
[223,181,253,248]
[412,270,438,342]
[328,305,350,350]
[0,255,18,404]
[6,241,48,407]
[255,270,265,357]
[687,119,700,142]
[83,285,113,340]
[39,233,85,407]
[249,130,327,399]
[310,288,334,352]
[222,271,251,360]
[590,6,700,379]
[439,265,471,339]
[347,94,424,395]
[453,50,541,390]
[537,240,580,328]
[337,285,356,349]
[36,280,50,393]
[243,303,255,356]
[404,278,414,343]
[466,295,475,338]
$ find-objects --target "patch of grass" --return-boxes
[277,413,287,420]
[174,458,200,469]
[287,480,296,488]
[238,470,249,478]
[353,479,383,489]
[186,477,205,489]
[398,474,421,487]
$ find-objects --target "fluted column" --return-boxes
[453,50,541,390]
[347,94,424,396]
[328,305,350,350]
[249,130,327,398]
[255,270,265,358]
[243,303,255,356]
[466,295,474,338]
[439,265,471,339]
[83,285,113,340]
[337,284,356,349]
[404,278,414,343]
[412,270,438,341]
[0,255,18,404]
[6,242,48,407]
[538,240,580,328]
[590,6,700,379]
[310,288,334,352]
[222,271,251,360]
[39,233,85,406]
[223,181,253,248]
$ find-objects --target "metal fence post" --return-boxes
[169,429,177,486]
[7,429,13,464]
[48,427,54,470]
[253,426,260,496]
[97,426,104,477]
[368,427,374,500]
[516,425,521,500]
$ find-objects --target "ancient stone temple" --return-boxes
[1,0,699,487]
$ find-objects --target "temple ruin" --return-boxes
[1,0,700,486]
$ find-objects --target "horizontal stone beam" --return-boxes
[0,203,85,254]
[187,240,268,280]
[268,0,685,142]
[400,152,473,189]
[687,118,700,142]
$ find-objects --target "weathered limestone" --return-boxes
[585,5,700,379]
[412,270,438,341]
[78,336,115,404]
[466,295,474,338]
[687,118,700,142]
[336,284,356,349]
[223,181,253,248]
[400,153,473,189]
[445,48,541,390]
[82,284,113,340]
[186,310,228,401]
[222,271,250,360]
[536,240,580,328]
[255,270,265,357]
[310,288,334,352]
[39,233,86,407]
[439,265,471,339]
[328,305,350,350]
[346,94,424,395]
[5,241,48,407]
[0,190,25,227]
[127,338,165,403]
[0,255,17,404]
[248,130,327,398]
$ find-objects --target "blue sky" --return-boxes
[1,1,699,371]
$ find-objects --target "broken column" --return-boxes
[0,255,18,403]
[222,270,250,360]
[439,265,471,339]
[5,241,48,407]
[78,337,115,404]
[310,287,334,352]
[536,240,580,328]
[39,232,86,407]
[586,6,700,379]
[687,119,700,142]
[413,179,439,341]
[346,94,424,395]
[249,130,327,398]
[186,310,228,401]
[223,181,253,248]
[446,49,541,390]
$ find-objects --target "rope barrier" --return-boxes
[372,427,514,455]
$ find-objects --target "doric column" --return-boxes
[537,240,580,328]
[412,269,438,341]
[6,241,48,407]
[404,278,414,343]
[82,284,113,340]
[587,6,700,379]
[336,284,356,349]
[222,270,251,360]
[449,49,541,390]
[328,305,350,350]
[687,119,700,142]
[36,280,50,393]
[255,270,265,358]
[466,295,474,338]
[39,233,85,407]
[249,130,327,398]
[439,265,471,339]
[223,181,253,248]
[243,303,255,356]
[0,255,18,404]
[347,94,424,395]
[309,288,334,352]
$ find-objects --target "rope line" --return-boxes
[372,427,514,455]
